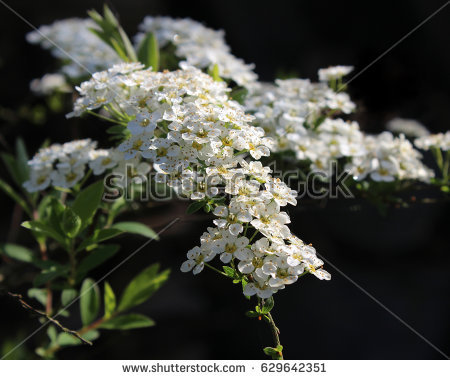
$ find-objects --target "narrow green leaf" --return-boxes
[79,278,100,326]
[109,37,129,61]
[76,245,119,281]
[102,5,119,27]
[104,281,116,318]
[1,152,25,189]
[0,179,32,216]
[118,26,138,62]
[100,313,155,330]
[137,32,159,71]
[61,289,78,307]
[34,265,70,287]
[112,222,158,240]
[118,264,170,312]
[47,325,58,344]
[0,243,35,263]
[72,181,104,229]
[87,9,104,26]
[21,220,67,247]
[76,229,123,252]
[208,63,223,82]
[186,200,206,215]
[27,288,48,306]
[15,138,29,184]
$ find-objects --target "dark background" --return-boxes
[0,0,449,359]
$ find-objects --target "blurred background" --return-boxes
[0,0,449,359]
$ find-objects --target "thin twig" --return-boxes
[8,292,92,345]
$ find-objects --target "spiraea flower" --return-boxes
[415,131,450,151]
[135,16,258,86]
[245,68,434,184]
[24,139,119,192]
[67,62,330,298]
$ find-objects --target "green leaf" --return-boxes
[76,245,120,281]
[41,197,66,239]
[230,86,248,105]
[104,281,116,318]
[34,264,70,287]
[118,264,170,312]
[47,325,58,344]
[261,297,274,314]
[15,138,30,185]
[106,124,127,135]
[71,181,104,230]
[137,32,159,71]
[186,200,206,215]
[61,207,82,238]
[245,311,259,318]
[22,220,67,247]
[27,288,48,306]
[111,222,159,240]
[223,266,237,278]
[0,178,32,216]
[100,313,155,330]
[61,289,78,307]
[102,4,119,27]
[0,243,35,263]
[76,229,123,252]
[208,63,223,82]
[263,345,283,360]
[1,152,21,187]
[79,278,100,326]
[118,26,138,62]
[57,330,99,347]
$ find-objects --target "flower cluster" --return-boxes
[345,132,434,182]
[135,16,258,87]
[67,62,330,298]
[245,67,433,183]
[26,18,120,78]
[415,131,450,152]
[24,139,119,192]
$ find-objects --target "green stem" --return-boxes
[204,262,227,277]
[87,110,123,125]
[248,229,259,243]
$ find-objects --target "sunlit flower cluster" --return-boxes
[345,132,434,182]
[415,131,450,152]
[245,67,433,183]
[26,18,120,78]
[24,139,119,192]
[66,62,330,298]
[135,16,258,86]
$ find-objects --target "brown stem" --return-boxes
[8,292,91,345]
[267,312,284,360]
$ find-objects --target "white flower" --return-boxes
[127,111,162,136]
[214,230,251,264]
[318,65,354,82]
[180,246,215,275]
